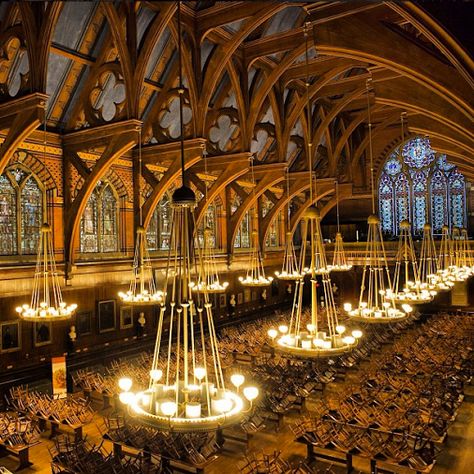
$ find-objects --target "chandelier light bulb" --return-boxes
[243,386,259,402]
[230,374,245,389]
[278,325,289,334]
[194,367,206,382]
[118,377,133,392]
[160,401,177,417]
[336,325,346,334]
[149,369,163,382]
[267,329,278,339]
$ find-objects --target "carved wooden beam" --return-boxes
[0,93,47,175]
[63,119,141,270]
[195,158,249,226]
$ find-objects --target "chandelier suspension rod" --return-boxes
[138,127,143,227]
[286,165,290,232]
[304,21,313,205]
[177,1,185,186]
[366,78,375,214]
[335,179,340,233]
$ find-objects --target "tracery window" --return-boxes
[0,166,44,256]
[80,182,119,253]
[147,194,171,251]
[265,210,283,248]
[197,201,220,249]
[232,192,252,249]
[378,137,466,235]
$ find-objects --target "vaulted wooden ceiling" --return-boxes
[0,0,472,192]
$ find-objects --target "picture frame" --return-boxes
[1,321,21,353]
[219,294,226,308]
[120,306,134,329]
[34,322,52,347]
[237,292,243,305]
[98,299,116,333]
[76,311,92,336]
[244,289,251,303]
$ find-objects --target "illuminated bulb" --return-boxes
[161,401,177,417]
[185,402,201,418]
[306,324,315,332]
[351,330,363,339]
[194,367,206,381]
[267,329,278,339]
[336,325,346,334]
[118,377,132,392]
[342,336,355,345]
[213,397,233,413]
[119,391,135,405]
[278,325,288,334]
[150,369,163,381]
[401,304,413,313]
[230,374,245,389]
[243,386,259,402]
[343,303,352,312]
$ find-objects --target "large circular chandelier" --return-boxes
[119,129,164,305]
[190,148,229,294]
[239,157,273,287]
[344,91,411,323]
[268,208,362,357]
[16,223,77,321]
[386,220,434,304]
[118,3,257,431]
[275,169,304,280]
[437,225,463,284]
[16,116,77,322]
[268,24,361,357]
[414,223,444,293]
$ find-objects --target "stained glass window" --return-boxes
[197,202,217,249]
[0,166,44,256]
[378,137,466,235]
[147,194,171,251]
[80,182,119,253]
[265,210,283,248]
[234,209,251,249]
[0,175,17,255]
[21,177,42,254]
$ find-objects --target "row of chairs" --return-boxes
[0,412,40,448]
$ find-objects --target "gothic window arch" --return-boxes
[0,165,44,256]
[232,193,251,249]
[378,137,466,235]
[197,199,223,249]
[146,193,171,251]
[80,182,119,253]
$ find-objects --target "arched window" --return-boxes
[80,182,119,253]
[232,192,251,249]
[146,194,171,251]
[265,210,283,248]
[378,137,466,235]
[0,166,44,256]
[197,202,219,249]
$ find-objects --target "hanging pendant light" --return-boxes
[16,115,77,321]
[327,180,352,272]
[386,220,433,304]
[416,223,445,293]
[436,225,457,287]
[267,21,362,357]
[275,168,304,280]
[118,2,257,431]
[119,128,164,305]
[239,156,273,287]
[450,227,471,281]
[189,147,229,293]
[344,82,411,322]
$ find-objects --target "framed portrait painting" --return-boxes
[1,321,21,353]
[76,311,92,336]
[120,306,133,329]
[98,300,116,333]
[34,322,52,347]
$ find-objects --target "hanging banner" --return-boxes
[52,356,67,398]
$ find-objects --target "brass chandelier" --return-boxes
[118,2,257,431]
[437,225,461,285]
[119,128,164,305]
[268,21,362,357]
[344,81,411,322]
[275,168,304,280]
[239,156,273,287]
[386,220,433,304]
[16,114,77,322]
[189,147,229,293]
